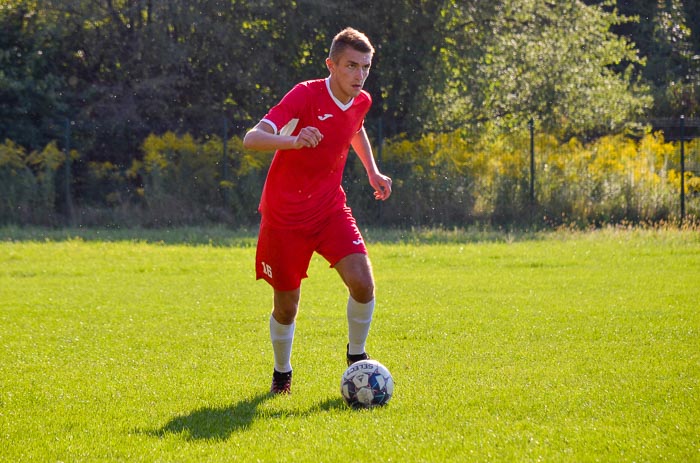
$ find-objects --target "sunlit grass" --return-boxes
[0,228,698,462]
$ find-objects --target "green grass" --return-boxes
[1,227,698,462]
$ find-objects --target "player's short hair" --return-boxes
[329,27,375,62]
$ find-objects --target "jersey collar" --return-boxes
[325,77,354,111]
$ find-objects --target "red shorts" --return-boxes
[255,208,368,291]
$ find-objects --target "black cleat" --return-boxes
[346,343,371,366]
[270,369,292,395]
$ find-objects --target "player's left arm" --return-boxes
[351,127,392,201]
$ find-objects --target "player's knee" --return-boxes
[348,277,374,303]
[273,290,300,324]
[273,305,297,325]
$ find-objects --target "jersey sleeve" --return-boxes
[261,83,309,135]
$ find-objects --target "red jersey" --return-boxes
[258,78,372,229]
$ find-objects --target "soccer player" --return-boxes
[243,27,392,395]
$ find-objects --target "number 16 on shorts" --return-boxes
[261,262,273,279]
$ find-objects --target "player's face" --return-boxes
[326,48,372,104]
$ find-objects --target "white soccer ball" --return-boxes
[340,359,394,408]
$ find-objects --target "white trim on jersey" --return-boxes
[325,77,354,111]
[261,118,279,134]
[262,117,300,137]
[279,118,299,136]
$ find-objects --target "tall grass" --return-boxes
[2,129,698,227]
[0,228,698,462]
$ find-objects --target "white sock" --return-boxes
[347,296,374,355]
[269,314,294,373]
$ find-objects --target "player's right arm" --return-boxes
[243,121,323,151]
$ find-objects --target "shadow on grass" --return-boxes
[147,393,346,441]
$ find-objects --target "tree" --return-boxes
[428,0,652,137]
[0,1,66,149]
[614,0,699,117]
[0,0,680,170]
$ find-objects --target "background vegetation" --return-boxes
[1,0,699,227]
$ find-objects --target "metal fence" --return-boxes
[4,114,698,227]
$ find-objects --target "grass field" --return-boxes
[1,227,698,462]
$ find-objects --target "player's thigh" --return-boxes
[316,208,368,267]
[256,223,315,291]
[334,252,375,298]
[317,211,374,301]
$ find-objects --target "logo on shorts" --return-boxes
[352,238,363,246]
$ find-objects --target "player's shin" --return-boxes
[346,296,374,355]
[269,314,295,373]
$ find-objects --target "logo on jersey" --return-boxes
[318,113,333,121]
[352,238,364,246]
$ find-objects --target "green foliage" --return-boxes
[0,1,67,149]
[616,0,700,117]
[2,127,698,226]
[26,140,64,216]
[375,127,699,226]
[1,0,699,226]
[127,131,271,226]
[0,138,70,224]
[0,139,36,222]
[432,0,652,137]
[372,132,475,226]
[2,0,690,163]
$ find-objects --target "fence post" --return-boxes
[680,115,685,223]
[64,118,75,225]
[377,117,383,223]
[528,117,535,204]
[222,116,229,208]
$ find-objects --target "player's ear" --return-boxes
[325,57,334,73]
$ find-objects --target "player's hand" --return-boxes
[370,173,392,201]
[293,127,323,149]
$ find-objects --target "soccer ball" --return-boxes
[340,359,394,408]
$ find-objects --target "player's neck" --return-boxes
[327,76,353,105]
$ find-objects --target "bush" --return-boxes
[0,128,697,228]
[128,131,271,226]
[372,128,698,227]
[0,139,71,225]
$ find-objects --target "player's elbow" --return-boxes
[242,130,257,150]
